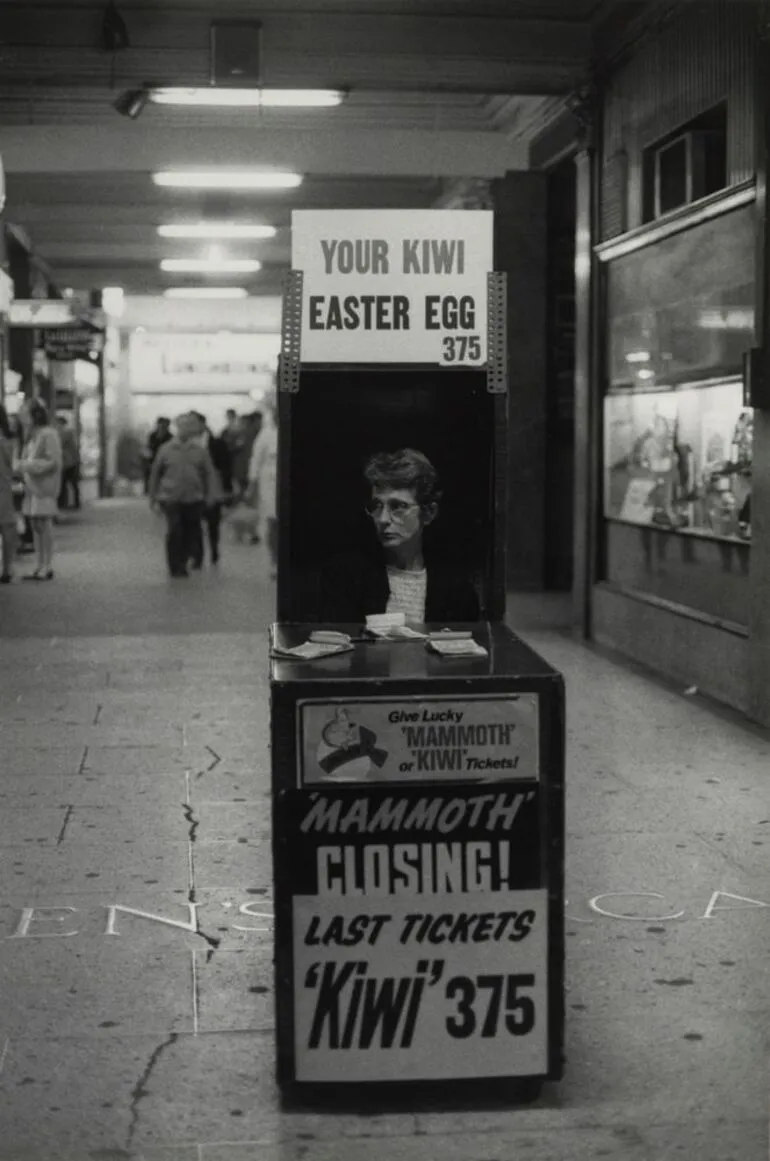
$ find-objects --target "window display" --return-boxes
[604,378,752,543]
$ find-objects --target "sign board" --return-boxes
[285,783,547,1082]
[128,330,280,393]
[0,269,13,316]
[45,326,105,362]
[10,300,78,328]
[291,210,493,366]
[298,695,539,786]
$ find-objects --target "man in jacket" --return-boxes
[148,413,216,578]
[190,411,232,566]
[56,416,81,510]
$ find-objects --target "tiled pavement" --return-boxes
[0,500,769,1160]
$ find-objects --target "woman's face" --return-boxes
[368,486,434,551]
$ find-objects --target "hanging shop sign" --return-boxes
[291,209,493,366]
[10,300,78,327]
[297,694,539,786]
[45,325,105,362]
[285,783,547,1082]
[0,269,13,317]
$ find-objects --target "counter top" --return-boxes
[269,621,561,684]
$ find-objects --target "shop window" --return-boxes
[643,103,727,222]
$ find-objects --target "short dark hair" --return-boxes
[28,399,49,427]
[363,448,441,507]
[193,412,206,425]
[158,416,170,425]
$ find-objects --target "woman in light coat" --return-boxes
[0,404,17,583]
[247,397,278,578]
[19,399,63,581]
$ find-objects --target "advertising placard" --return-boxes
[298,694,539,786]
[286,784,547,1082]
[291,209,493,366]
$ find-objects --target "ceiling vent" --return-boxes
[210,21,263,87]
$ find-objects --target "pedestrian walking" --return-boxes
[148,412,216,578]
[0,404,17,583]
[57,415,81,510]
[190,411,232,567]
[19,399,63,581]
[143,416,172,494]
[10,413,34,554]
[232,411,262,506]
[247,397,278,578]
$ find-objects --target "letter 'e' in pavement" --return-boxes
[268,209,566,1103]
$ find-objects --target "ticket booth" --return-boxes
[270,210,565,1101]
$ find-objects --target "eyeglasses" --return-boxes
[365,499,419,522]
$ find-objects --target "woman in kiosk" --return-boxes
[319,447,479,625]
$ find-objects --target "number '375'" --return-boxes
[442,335,482,362]
[445,973,535,1038]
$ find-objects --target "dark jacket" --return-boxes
[206,432,233,495]
[318,545,480,625]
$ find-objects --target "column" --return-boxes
[492,171,548,590]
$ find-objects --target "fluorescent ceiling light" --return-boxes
[150,87,343,108]
[164,287,249,299]
[160,258,262,273]
[158,222,276,240]
[153,170,302,190]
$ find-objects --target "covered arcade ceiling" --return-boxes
[0,0,652,296]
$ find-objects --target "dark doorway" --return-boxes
[544,157,576,591]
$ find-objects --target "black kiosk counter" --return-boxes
[270,621,564,1097]
[269,208,565,1101]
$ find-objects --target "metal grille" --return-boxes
[278,270,303,394]
[486,271,508,394]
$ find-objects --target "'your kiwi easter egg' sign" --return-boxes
[291,210,493,366]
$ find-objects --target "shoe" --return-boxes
[170,569,189,578]
[190,561,202,570]
[23,569,54,581]
[211,552,219,565]
[0,574,11,584]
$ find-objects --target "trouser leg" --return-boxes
[182,502,205,568]
[207,503,222,562]
[1,522,17,575]
[163,504,186,575]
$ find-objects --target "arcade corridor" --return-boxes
[0,500,768,1159]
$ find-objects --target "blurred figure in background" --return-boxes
[247,397,278,578]
[57,415,81,510]
[190,411,231,567]
[8,414,33,554]
[0,404,17,583]
[143,416,172,494]
[148,412,216,579]
[232,411,262,508]
[19,399,63,581]
[219,408,242,465]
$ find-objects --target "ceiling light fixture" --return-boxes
[164,287,249,299]
[153,170,302,191]
[160,258,262,273]
[150,87,344,108]
[158,222,277,240]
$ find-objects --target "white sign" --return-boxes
[0,269,13,316]
[128,331,280,393]
[10,300,78,327]
[291,210,493,365]
[293,889,547,1082]
[298,695,539,786]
